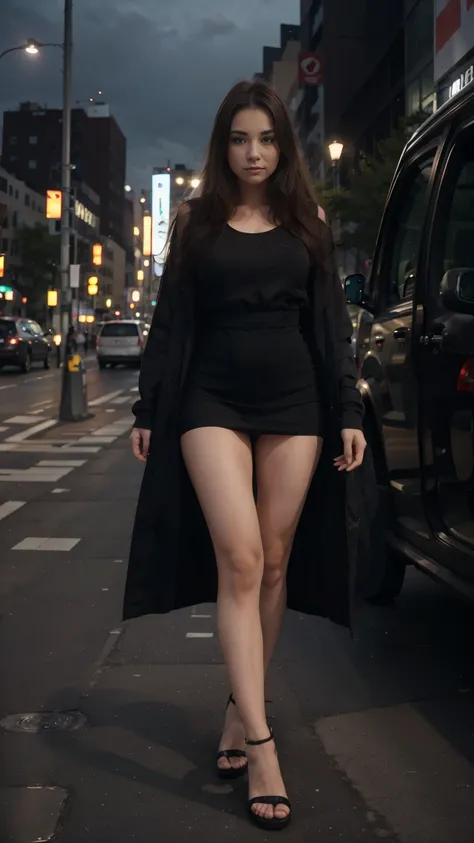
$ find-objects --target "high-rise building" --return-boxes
[1,100,127,248]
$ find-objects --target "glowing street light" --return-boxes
[176,177,185,185]
[25,39,40,55]
[328,141,344,163]
[190,178,201,189]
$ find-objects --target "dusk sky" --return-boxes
[1,0,299,190]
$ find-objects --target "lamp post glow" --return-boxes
[190,178,201,189]
[329,141,343,190]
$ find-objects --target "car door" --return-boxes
[358,148,438,536]
[17,320,36,359]
[30,321,48,360]
[416,121,474,585]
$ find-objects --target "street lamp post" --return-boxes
[60,0,73,344]
[328,141,344,190]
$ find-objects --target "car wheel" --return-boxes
[44,353,50,370]
[356,407,406,604]
[98,360,106,370]
[21,352,32,374]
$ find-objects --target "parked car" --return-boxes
[0,317,51,373]
[346,80,474,605]
[96,319,145,369]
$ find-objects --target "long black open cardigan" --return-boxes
[123,220,377,629]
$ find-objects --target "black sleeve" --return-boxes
[132,261,175,431]
[322,225,364,431]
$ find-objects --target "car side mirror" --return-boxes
[344,273,365,305]
[440,268,474,315]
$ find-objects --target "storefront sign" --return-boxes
[448,63,474,96]
[298,52,323,86]
[152,173,171,275]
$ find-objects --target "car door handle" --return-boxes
[393,327,409,341]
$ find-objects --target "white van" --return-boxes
[97,320,145,369]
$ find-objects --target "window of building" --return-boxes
[28,160,37,170]
[25,194,30,207]
[1,238,9,254]
[0,176,7,193]
[29,136,38,145]
[8,185,13,196]
[9,136,18,146]
[405,0,434,75]
[10,155,17,164]
[11,239,18,257]
[32,200,36,211]
[14,189,19,200]
[12,211,18,228]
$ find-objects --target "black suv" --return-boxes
[346,82,474,605]
[0,317,51,373]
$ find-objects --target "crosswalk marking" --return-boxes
[0,501,26,522]
[89,390,123,406]
[12,537,81,551]
[5,419,57,443]
[4,415,49,424]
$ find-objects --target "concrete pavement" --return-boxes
[0,363,473,842]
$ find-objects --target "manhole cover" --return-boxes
[0,710,88,733]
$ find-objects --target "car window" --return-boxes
[18,320,34,335]
[100,323,139,338]
[0,320,16,338]
[27,321,43,336]
[381,156,434,307]
[429,127,474,308]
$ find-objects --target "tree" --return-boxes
[316,114,427,262]
[16,223,60,319]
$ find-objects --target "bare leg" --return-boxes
[181,427,275,818]
[255,434,323,673]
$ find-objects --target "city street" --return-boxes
[0,362,473,843]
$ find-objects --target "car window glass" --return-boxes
[429,129,474,308]
[100,323,139,338]
[27,321,42,336]
[384,157,434,306]
[0,320,16,337]
[18,321,33,335]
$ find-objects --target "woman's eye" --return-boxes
[263,136,276,144]
[231,137,244,144]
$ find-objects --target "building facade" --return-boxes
[0,165,46,283]
[434,0,474,107]
[2,100,127,248]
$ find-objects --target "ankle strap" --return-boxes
[245,726,274,746]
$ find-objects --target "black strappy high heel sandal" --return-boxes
[245,727,292,830]
[216,693,248,780]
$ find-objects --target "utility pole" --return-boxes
[60,0,73,341]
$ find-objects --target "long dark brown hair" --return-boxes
[166,79,325,275]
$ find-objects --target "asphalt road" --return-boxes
[0,359,473,843]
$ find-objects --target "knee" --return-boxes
[219,545,264,593]
[261,537,291,590]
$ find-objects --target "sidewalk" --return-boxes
[1,426,473,842]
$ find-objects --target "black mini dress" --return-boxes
[179,223,324,438]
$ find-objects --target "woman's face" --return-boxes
[228,107,279,187]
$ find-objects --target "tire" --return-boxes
[98,360,106,370]
[21,352,32,374]
[357,407,407,604]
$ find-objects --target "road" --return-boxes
[0,359,473,843]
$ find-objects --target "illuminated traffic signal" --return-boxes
[87,276,99,296]
[92,243,102,266]
[143,215,152,256]
[0,255,4,278]
[22,296,28,305]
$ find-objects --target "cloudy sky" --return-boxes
[1,0,299,189]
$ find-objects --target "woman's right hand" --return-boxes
[130,428,151,462]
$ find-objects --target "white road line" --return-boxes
[89,390,123,406]
[0,384,17,390]
[37,459,85,467]
[4,415,49,424]
[0,443,100,454]
[186,632,214,639]
[0,467,73,482]
[51,488,69,494]
[76,436,116,444]
[12,537,81,551]
[0,426,9,432]
[5,418,57,443]
[191,614,212,619]
[111,396,131,405]
[0,501,26,522]
[32,399,53,408]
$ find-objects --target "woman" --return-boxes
[125,80,368,830]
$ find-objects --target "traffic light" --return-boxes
[87,276,99,296]
[92,243,102,266]
[47,289,58,307]
[21,296,28,305]
[0,255,4,279]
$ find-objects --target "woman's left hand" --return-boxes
[334,428,367,472]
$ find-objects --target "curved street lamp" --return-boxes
[0,38,63,62]
[328,140,344,190]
